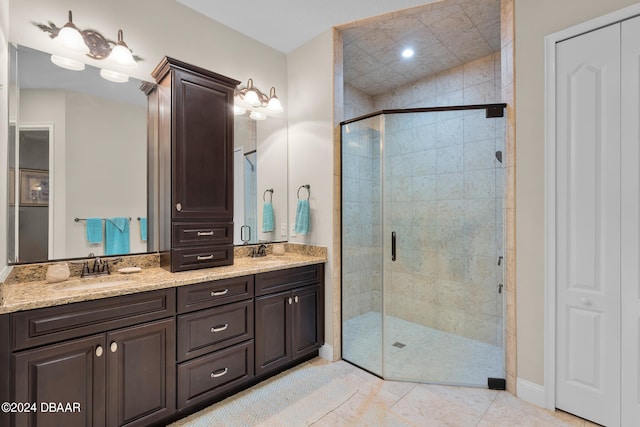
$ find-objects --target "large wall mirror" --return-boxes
[6,44,288,264]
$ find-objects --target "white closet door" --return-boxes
[555,23,621,426]
[621,15,640,427]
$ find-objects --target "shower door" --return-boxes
[342,106,506,387]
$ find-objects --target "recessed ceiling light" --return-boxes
[402,48,415,59]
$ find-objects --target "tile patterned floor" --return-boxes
[343,312,504,387]
[172,358,599,427]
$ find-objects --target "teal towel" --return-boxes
[86,218,103,244]
[105,217,130,255]
[139,217,147,242]
[294,199,310,235]
[262,202,274,233]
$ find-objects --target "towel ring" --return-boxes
[263,188,274,202]
[297,184,310,200]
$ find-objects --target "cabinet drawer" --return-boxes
[177,300,253,362]
[173,222,232,247]
[177,340,254,411]
[12,289,176,351]
[255,264,324,296]
[172,245,233,272]
[178,275,254,313]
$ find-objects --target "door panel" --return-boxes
[621,15,640,426]
[254,291,290,375]
[13,334,106,427]
[555,22,621,426]
[107,318,175,427]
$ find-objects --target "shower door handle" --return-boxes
[391,231,396,261]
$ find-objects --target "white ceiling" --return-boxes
[176,0,438,53]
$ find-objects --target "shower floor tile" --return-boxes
[343,311,505,386]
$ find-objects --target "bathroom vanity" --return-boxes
[0,253,325,427]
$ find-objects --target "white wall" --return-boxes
[287,30,335,347]
[514,0,640,387]
[65,91,146,257]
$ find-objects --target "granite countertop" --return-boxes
[0,251,327,314]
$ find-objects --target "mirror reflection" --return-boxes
[6,44,289,265]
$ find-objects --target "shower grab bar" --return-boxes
[391,231,396,261]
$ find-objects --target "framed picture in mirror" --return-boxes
[20,169,49,206]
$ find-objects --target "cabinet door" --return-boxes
[172,68,234,221]
[292,284,323,359]
[13,334,106,427]
[254,291,291,376]
[106,318,175,427]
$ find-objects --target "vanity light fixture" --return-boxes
[54,11,89,54]
[233,106,247,116]
[235,78,285,117]
[249,111,267,121]
[34,10,141,69]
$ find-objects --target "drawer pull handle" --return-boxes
[95,346,103,357]
[211,368,228,378]
[211,289,229,297]
[294,296,299,303]
[110,342,118,353]
[197,231,214,236]
[211,324,228,333]
[197,255,214,261]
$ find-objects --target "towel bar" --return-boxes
[297,184,310,200]
[75,217,132,222]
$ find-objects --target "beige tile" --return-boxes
[479,392,584,426]
[391,384,493,427]
[310,411,350,427]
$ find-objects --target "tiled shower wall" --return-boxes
[342,52,505,346]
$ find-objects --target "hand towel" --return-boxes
[86,218,103,244]
[139,217,148,242]
[105,217,130,255]
[294,199,310,235]
[262,202,274,233]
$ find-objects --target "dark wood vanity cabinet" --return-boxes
[254,265,324,377]
[0,263,325,426]
[7,289,176,427]
[150,57,240,272]
[176,275,255,411]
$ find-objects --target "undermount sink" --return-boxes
[54,279,132,291]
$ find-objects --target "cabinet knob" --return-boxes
[580,297,591,306]
[294,296,299,303]
[211,289,229,297]
[211,368,228,378]
[211,324,228,333]
[288,297,293,305]
[95,346,103,357]
[176,202,182,212]
[110,342,118,353]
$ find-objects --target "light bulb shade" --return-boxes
[109,30,137,68]
[55,26,89,54]
[100,68,129,83]
[233,106,247,115]
[249,111,267,121]
[50,54,85,71]
[267,96,283,113]
[244,89,260,107]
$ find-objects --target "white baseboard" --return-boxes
[0,265,12,283]
[516,378,546,408]
[319,343,333,361]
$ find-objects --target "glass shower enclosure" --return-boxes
[341,104,506,387]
